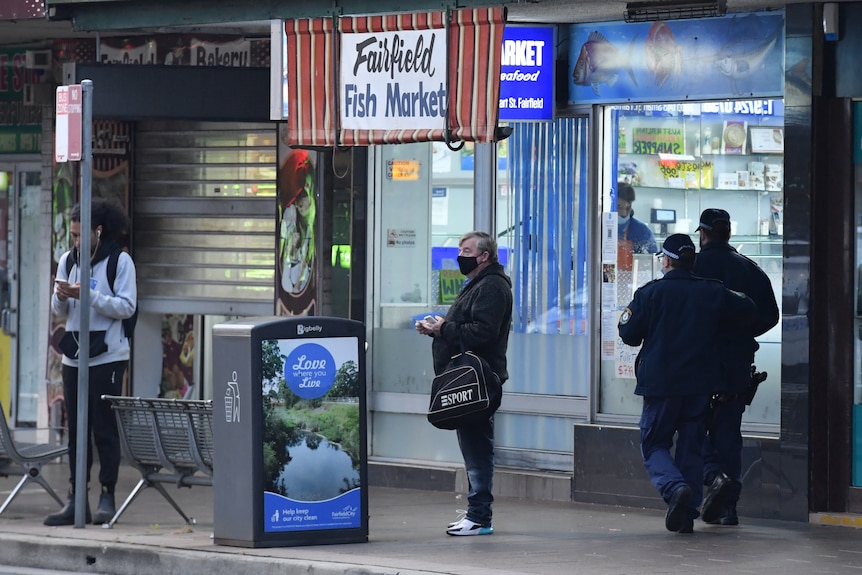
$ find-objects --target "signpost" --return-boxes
[55,80,93,528]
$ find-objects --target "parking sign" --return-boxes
[55,85,82,162]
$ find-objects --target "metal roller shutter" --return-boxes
[133,120,277,316]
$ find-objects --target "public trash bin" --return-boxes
[212,316,368,547]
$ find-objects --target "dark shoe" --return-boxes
[92,489,116,525]
[701,472,731,524]
[44,492,92,526]
[678,519,694,534]
[665,485,693,532]
[704,503,739,526]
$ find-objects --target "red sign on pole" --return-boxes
[55,85,82,163]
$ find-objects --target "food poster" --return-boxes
[160,314,195,399]
[276,123,318,316]
[261,336,361,532]
[568,11,784,104]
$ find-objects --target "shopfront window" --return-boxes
[500,117,592,397]
[373,142,475,395]
[370,127,591,471]
[599,101,783,426]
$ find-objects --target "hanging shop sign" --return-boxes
[98,36,254,66]
[281,7,506,147]
[341,28,447,132]
[499,25,554,121]
[568,11,784,104]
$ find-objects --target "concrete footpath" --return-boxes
[0,462,860,575]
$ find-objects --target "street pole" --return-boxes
[74,78,94,528]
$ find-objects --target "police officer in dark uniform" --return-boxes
[618,234,757,534]
[693,209,779,526]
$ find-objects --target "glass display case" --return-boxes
[599,100,784,427]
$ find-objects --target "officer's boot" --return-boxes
[92,485,117,525]
[44,487,92,526]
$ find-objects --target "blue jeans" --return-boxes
[456,416,494,526]
[640,395,709,520]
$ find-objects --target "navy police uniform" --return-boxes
[693,209,779,519]
[619,234,757,532]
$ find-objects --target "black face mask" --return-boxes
[457,255,480,276]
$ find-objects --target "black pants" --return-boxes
[62,361,126,489]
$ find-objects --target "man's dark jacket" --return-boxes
[694,241,779,393]
[432,263,513,383]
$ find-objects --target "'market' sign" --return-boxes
[499,26,554,122]
[340,29,447,132]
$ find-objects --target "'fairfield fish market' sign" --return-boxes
[340,28,447,132]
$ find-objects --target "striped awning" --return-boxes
[285,17,337,148]
[284,6,506,148]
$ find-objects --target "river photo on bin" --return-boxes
[260,337,361,503]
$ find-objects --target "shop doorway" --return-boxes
[0,162,43,426]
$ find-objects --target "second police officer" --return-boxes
[618,234,758,533]
[694,209,780,526]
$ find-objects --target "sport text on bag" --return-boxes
[427,351,502,430]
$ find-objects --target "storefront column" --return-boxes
[474,143,496,232]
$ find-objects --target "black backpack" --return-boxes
[65,247,138,339]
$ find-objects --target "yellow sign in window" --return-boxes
[388,160,420,180]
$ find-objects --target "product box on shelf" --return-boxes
[765,163,782,191]
[717,172,739,190]
[722,120,748,154]
[748,161,766,190]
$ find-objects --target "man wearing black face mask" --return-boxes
[415,231,513,536]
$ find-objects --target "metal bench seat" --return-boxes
[0,401,68,516]
[103,395,213,527]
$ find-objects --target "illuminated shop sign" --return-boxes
[499,26,554,121]
[616,99,784,117]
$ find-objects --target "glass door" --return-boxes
[0,163,41,425]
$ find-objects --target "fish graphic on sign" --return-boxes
[572,31,638,96]
[713,14,782,94]
[644,22,682,89]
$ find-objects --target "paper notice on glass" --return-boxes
[602,212,617,264]
[601,310,617,360]
[615,337,638,380]
[601,271,617,309]
[431,189,448,226]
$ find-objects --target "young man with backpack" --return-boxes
[45,199,137,526]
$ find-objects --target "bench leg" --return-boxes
[150,482,195,525]
[106,479,195,528]
[107,478,148,528]
[0,475,30,516]
[29,469,66,506]
[0,471,65,516]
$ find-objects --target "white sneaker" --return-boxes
[446,517,493,536]
[447,509,467,528]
